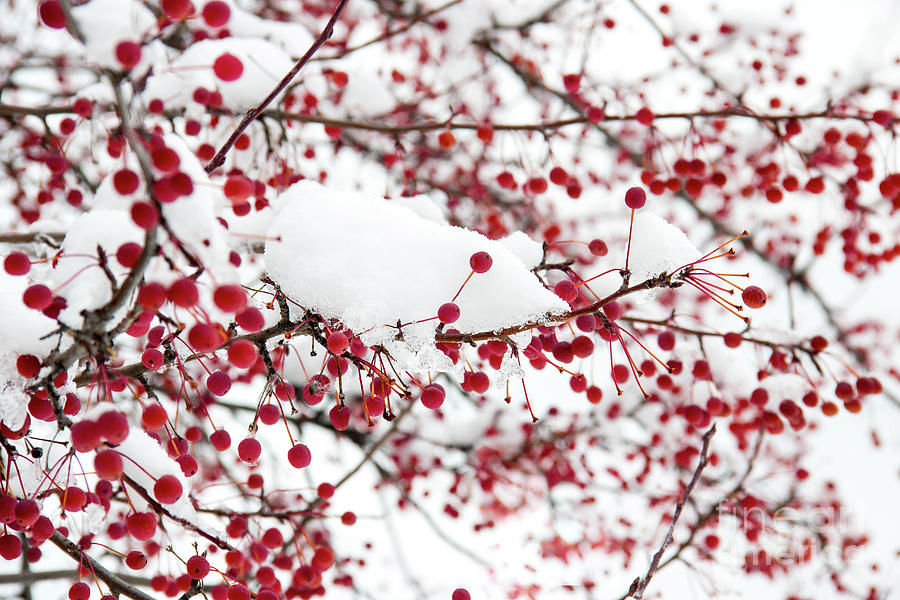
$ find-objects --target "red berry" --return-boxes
[73,98,93,117]
[113,169,140,195]
[421,384,445,409]
[0,534,22,560]
[141,348,165,370]
[39,1,66,28]
[70,420,101,452]
[873,109,894,127]
[161,0,192,20]
[94,450,124,480]
[187,323,220,353]
[97,410,129,444]
[572,335,594,358]
[126,512,157,540]
[312,546,335,572]
[287,443,311,469]
[115,41,142,70]
[438,130,456,149]
[210,429,231,451]
[258,404,280,425]
[549,166,568,185]
[68,582,90,600]
[452,589,471,600]
[23,284,53,310]
[227,339,258,368]
[554,279,577,302]
[562,73,581,93]
[364,394,384,418]
[750,388,769,406]
[14,499,40,528]
[213,53,243,81]
[213,284,246,313]
[138,282,167,311]
[5,251,31,275]
[151,148,180,173]
[238,437,261,463]
[469,251,492,273]
[657,331,675,351]
[437,302,460,324]
[207,371,231,396]
[131,201,159,229]
[116,242,142,268]
[236,307,264,331]
[142,404,168,430]
[223,175,252,201]
[302,375,329,405]
[168,278,199,307]
[585,241,607,259]
[327,331,349,355]
[153,474,183,504]
[329,405,350,430]
[202,1,231,27]
[810,335,828,352]
[723,332,742,348]
[496,171,516,189]
[635,107,654,125]
[186,555,210,579]
[805,177,825,194]
[477,124,494,143]
[126,550,147,569]
[625,186,647,209]
[741,285,767,309]
[16,354,40,378]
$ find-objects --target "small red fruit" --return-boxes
[213,53,243,81]
[238,438,261,463]
[115,41,142,70]
[4,251,30,276]
[23,285,53,310]
[186,554,210,579]
[438,130,456,149]
[437,302,460,324]
[469,251,492,273]
[207,371,231,396]
[227,339,258,368]
[287,443,311,469]
[421,384,445,409]
[326,331,349,355]
[624,186,647,209]
[153,474,183,504]
[39,1,66,28]
[741,285,767,309]
[202,1,230,27]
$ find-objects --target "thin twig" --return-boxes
[628,424,716,599]
[203,0,352,173]
[50,532,157,600]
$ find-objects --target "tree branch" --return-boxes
[628,424,716,599]
[203,0,352,174]
[49,532,157,600]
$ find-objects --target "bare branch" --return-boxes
[628,424,716,599]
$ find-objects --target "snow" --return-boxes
[0,271,58,430]
[335,69,397,117]
[72,0,158,70]
[143,38,295,111]
[48,209,143,323]
[498,231,545,268]
[113,428,201,528]
[628,211,701,284]
[264,181,569,372]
